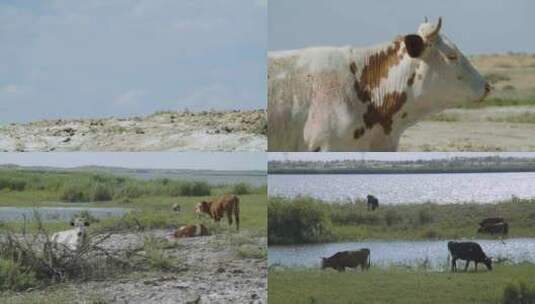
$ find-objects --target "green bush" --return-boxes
[90,183,113,201]
[268,197,333,244]
[0,258,37,291]
[233,183,251,195]
[329,203,380,225]
[0,177,27,191]
[503,281,535,304]
[417,209,434,226]
[179,181,211,196]
[114,182,145,199]
[60,182,89,202]
[385,209,402,227]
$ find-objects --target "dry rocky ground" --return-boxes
[400,106,535,151]
[2,230,267,304]
[0,110,267,152]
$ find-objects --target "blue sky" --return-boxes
[0,0,267,123]
[269,0,535,54]
[0,152,267,171]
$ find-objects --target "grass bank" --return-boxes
[268,196,535,244]
[0,169,267,234]
[0,169,265,205]
[268,263,535,304]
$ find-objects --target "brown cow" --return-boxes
[321,249,370,272]
[174,224,210,238]
[195,194,240,231]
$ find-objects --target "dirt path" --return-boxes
[400,106,535,151]
[0,110,266,152]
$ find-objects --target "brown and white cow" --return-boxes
[195,194,240,231]
[268,18,490,151]
[174,224,210,238]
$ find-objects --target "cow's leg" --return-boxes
[475,262,478,272]
[451,258,457,272]
[226,208,233,227]
[464,260,470,272]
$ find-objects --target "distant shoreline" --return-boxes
[269,168,535,175]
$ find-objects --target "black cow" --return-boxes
[321,249,370,272]
[479,217,504,227]
[478,222,508,235]
[478,217,508,236]
[367,195,379,211]
[448,241,492,272]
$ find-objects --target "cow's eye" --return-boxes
[447,54,458,61]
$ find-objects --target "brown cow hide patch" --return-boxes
[350,37,405,107]
[363,91,407,135]
[407,72,416,86]
[359,37,403,94]
[353,127,365,139]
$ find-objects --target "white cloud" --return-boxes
[114,89,147,106]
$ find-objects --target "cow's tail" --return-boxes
[234,195,240,231]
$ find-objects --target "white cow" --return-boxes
[268,18,490,151]
[51,217,90,251]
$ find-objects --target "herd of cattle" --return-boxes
[319,200,507,272]
[50,194,241,251]
[322,241,494,272]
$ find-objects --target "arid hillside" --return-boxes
[0,110,267,152]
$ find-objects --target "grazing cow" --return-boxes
[479,217,504,226]
[172,203,181,214]
[174,224,210,238]
[367,195,379,211]
[448,241,492,272]
[51,218,90,251]
[268,18,490,151]
[195,194,240,231]
[478,222,509,235]
[321,249,371,272]
[477,217,508,236]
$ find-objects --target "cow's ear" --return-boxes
[70,221,75,226]
[404,34,425,58]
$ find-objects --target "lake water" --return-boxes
[268,172,535,204]
[269,239,535,270]
[0,207,129,222]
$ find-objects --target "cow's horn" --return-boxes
[427,17,442,39]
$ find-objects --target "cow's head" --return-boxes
[321,257,328,269]
[195,201,211,215]
[70,217,89,239]
[404,17,490,109]
[483,256,492,270]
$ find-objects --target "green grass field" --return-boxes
[269,197,535,244]
[269,264,535,304]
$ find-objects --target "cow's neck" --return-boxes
[349,38,421,141]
